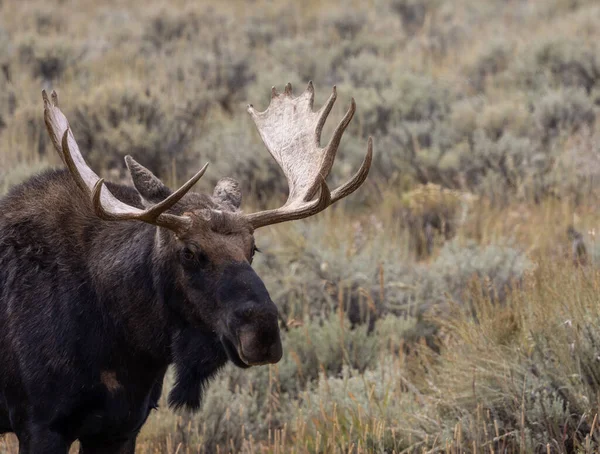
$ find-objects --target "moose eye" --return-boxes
[181,247,196,263]
[249,245,261,264]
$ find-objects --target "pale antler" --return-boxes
[42,90,207,234]
[245,82,372,229]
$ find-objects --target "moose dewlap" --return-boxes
[0,82,372,453]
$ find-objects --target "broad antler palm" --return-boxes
[245,82,372,229]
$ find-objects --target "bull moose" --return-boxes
[0,82,372,453]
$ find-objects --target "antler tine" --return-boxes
[244,83,372,229]
[91,178,192,232]
[132,163,209,220]
[44,90,206,234]
[326,98,356,158]
[304,97,357,201]
[330,136,373,203]
[315,85,337,146]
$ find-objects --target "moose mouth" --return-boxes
[221,335,252,369]
[221,333,281,368]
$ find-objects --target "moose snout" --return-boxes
[218,263,283,366]
[232,302,282,366]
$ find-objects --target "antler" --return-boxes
[245,82,372,229]
[42,90,207,234]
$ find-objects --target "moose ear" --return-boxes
[125,155,172,204]
[213,177,242,210]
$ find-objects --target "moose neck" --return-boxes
[84,220,172,360]
[87,219,228,409]
[150,229,230,410]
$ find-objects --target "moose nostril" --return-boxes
[233,307,256,324]
[242,307,255,319]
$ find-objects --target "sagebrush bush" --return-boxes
[546,126,600,203]
[396,183,473,258]
[3,102,50,161]
[390,0,438,36]
[382,238,533,319]
[534,87,596,143]
[15,33,82,81]
[142,313,414,453]
[519,38,600,94]
[68,80,196,182]
[465,40,513,92]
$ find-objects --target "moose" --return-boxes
[0,83,372,453]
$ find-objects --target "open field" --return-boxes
[3,0,600,452]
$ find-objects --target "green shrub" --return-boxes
[143,313,410,453]
[397,183,472,258]
[0,71,15,132]
[390,0,439,36]
[167,42,255,115]
[465,40,513,92]
[69,80,196,182]
[16,33,82,81]
[546,126,600,203]
[322,10,367,40]
[3,102,50,160]
[190,113,283,201]
[469,130,538,202]
[519,39,600,93]
[142,8,205,50]
[145,365,291,454]
[533,87,596,143]
[387,238,533,316]
[477,98,532,140]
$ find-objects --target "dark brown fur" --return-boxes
[0,167,282,453]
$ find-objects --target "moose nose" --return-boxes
[234,302,283,365]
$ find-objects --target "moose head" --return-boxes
[42,82,373,370]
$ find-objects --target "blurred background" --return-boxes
[2,0,600,452]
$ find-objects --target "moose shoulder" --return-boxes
[0,83,372,453]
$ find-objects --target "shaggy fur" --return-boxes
[0,168,281,453]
